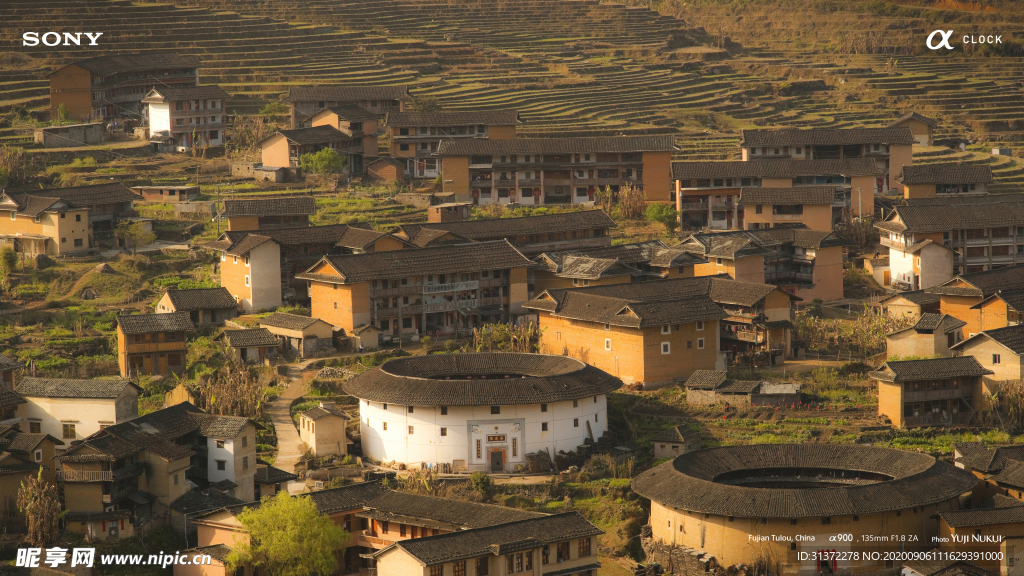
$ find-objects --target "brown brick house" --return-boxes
[310,105,382,174]
[156,288,238,327]
[282,85,410,129]
[386,110,521,179]
[390,209,616,257]
[951,324,1024,383]
[927,264,1024,337]
[0,193,90,256]
[871,357,992,429]
[896,163,993,200]
[297,240,532,339]
[524,277,727,385]
[682,370,802,407]
[259,126,349,170]
[740,127,914,192]
[221,196,316,231]
[885,313,965,360]
[738,186,837,231]
[435,135,677,204]
[888,111,938,146]
[878,290,941,321]
[48,52,199,122]
[206,223,410,312]
[673,158,882,227]
[969,289,1024,331]
[366,157,408,185]
[216,328,278,364]
[678,225,852,302]
[0,354,23,389]
[116,312,195,378]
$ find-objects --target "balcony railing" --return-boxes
[57,470,112,482]
[794,272,814,282]
[880,237,907,251]
[376,305,423,318]
[544,178,572,186]
[424,281,478,294]
[730,330,764,343]
[905,388,963,402]
[518,178,541,186]
[774,214,804,220]
[679,202,709,211]
[479,297,503,307]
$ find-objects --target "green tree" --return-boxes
[470,471,495,499]
[259,101,288,122]
[54,103,70,125]
[0,246,16,291]
[645,202,679,234]
[227,491,347,576]
[18,470,62,548]
[299,148,345,178]
[115,221,157,255]
[411,95,441,112]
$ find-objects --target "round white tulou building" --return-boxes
[344,353,623,473]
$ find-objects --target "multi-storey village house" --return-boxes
[435,135,677,204]
[885,313,965,360]
[0,193,89,256]
[116,312,195,378]
[310,105,383,175]
[889,112,938,146]
[385,110,521,179]
[739,127,914,191]
[208,223,409,312]
[678,226,851,301]
[283,85,411,129]
[927,264,1024,337]
[871,357,992,429]
[15,377,139,445]
[673,158,882,228]
[48,52,199,122]
[143,85,228,152]
[56,402,259,540]
[260,126,349,171]
[951,324,1024,383]
[896,163,993,200]
[156,287,238,327]
[298,240,532,339]
[530,240,706,293]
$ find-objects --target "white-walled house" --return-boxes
[343,353,622,473]
[143,85,228,153]
[15,377,140,445]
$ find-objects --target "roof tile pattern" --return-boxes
[343,353,622,406]
[673,159,882,180]
[165,288,236,311]
[117,312,195,334]
[436,135,676,156]
[283,85,411,103]
[869,357,992,382]
[632,444,977,518]
[741,127,915,147]
[739,186,837,206]
[896,163,993,185]
[17,377,132,399]
[385,110,521,128]
[222,197,316,217]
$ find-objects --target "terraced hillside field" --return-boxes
[2,0,1023,190]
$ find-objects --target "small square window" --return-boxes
[994,354,1001,365]
[216,440,225,449]
[408,406,414,413]
[383,422,388,431]
[174,474,179,486]
[574,418,579,427]
[696,321,704,331]
[242,456,249,470]
[716,258,723,265]
[542,422,548,431]
[490,406,500,415]
[541,403,547,412]
[698,338,705,349]
[29,422,40,434]
[241,436,247,447]
[440,406,448,415]
[216,460,226,471]
[573,400,578,408]
[408,426,414,434]
[687,340,693,349]
[440,427,447,436]
[604,323,610,330]
[604,338,611,350]
[661,325,670,334]
[661,342,671,355]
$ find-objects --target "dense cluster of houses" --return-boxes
[9,52,1024,576]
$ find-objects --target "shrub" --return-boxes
[470,472,495,499]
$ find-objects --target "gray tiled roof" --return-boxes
[534,241,667,272]
[632,444,977,518]
[869,357,992,382]
[939,503,1024,528]
[0,354,23,372]
[59,52,199,77]
[255,463,298,485]
[990,458,1024,490]
[680,225,852,259]
[360,490,545,529]
[895,163,993,185]
[170,488,246,515]
[27,182,141,207]
[297,240,532,284]
[956,446,1024,473]
[880,290,940,307]
[740,127,915,147]
[180,544,232,565]
[739,186,837,206]
[385,110,521,128]
[17,377,134,399]
[965,325,1024,355]
[117,312,195,334]
[319,105,382,122]
[306,481,390,515]
[557,256,642,280]
[219,328,278,348]
[400,209,616,241]
[882,199,1024,234]
[973,289,1024,313]
[1,194,70,217]
[222,196,316,217]
[888,112,938,128]
[435,135,677,156]
[652,425,701,444]
[385,512,602,566]
[343,353,622,406]
[259,312,322,331]
[301,405,350,421]
[274,126,347,146]
[927,265,1024,298]
[283,85,412,103]
[682,370,729,390]
[673,158,882,180]
[207,224,395,257]
[165,287,237,311]
[143,85,228,102]
[890,313,965,336]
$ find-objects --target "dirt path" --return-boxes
[266,360,317,494]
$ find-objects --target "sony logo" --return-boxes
[22,32,104,47]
